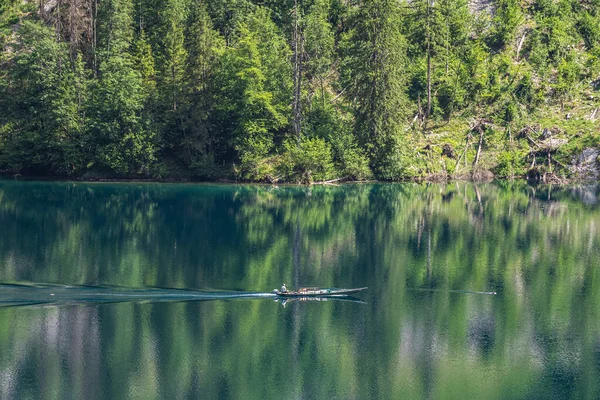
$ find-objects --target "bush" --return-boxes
[328,129,372,181]
[236,152,277,182]
[374,137,425,181]
[278,138,335,183]
[304,97,372,181]
[577,12,600,51]
[191,153,223,180]
[494,148,527,178]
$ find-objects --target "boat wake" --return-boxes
[0,283,278,307]
[408,287,498,296]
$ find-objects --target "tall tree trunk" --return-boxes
[172,65,177,110]
[426,0,432,118]
[292,0,302,143]
[92,0,97,76]
[56,0,62,42]
[445,14,449,75]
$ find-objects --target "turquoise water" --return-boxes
[0,181,599,399]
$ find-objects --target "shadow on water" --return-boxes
[0,283,368,307]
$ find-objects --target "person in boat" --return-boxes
[280,283,287,293]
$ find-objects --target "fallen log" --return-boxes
[313,176,349,185]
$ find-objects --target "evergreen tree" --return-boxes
[244,7,293,119]
[158,0,187,112]
[216,9,290,180]
[90,0,155,175]
[0,21,87,175]
[434,0,471,118]
[180,0,225,176]
[133,29,157,94]
[342,0,410,178]
[490,0,523,49]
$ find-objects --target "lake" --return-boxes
[0,180,599,399]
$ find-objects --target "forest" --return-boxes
[0,0,599,182]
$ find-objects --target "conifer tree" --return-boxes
[91,0,155,175]
[216,9,290,179]
[180,0,225,174]
[153,0,188,113]
[490,0,523,49]
[342,0,410,177]
[0,21,87,175]
[433,0,471,118]
[133,29,157,94]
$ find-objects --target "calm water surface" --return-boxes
[0,181,599,399]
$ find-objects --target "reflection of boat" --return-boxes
[274,287,367,297]
[275,295,367,307]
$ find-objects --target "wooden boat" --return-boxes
[274,287,367,297]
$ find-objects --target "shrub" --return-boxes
[278,138,334,183]
[494,148,528,178]
[328,129,372,181]
[191,153,223,180]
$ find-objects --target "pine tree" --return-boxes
[291,0,303,141]
[0,21,87,175]
[433,0,471,118]
[179,0,225,175]
[342,0,410,178]
[133,29,157,94]
[159,0,187,112]
[216,9,290,179]
[90,0,155,176]
[490,0,523,49]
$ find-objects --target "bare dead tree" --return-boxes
[471,119,492,168]
[41,0,94,63]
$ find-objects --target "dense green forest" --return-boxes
[0,0,599,182]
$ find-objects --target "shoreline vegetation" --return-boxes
[1,173,596,185]
[1,0,599,184]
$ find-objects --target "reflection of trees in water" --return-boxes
[468,314,496,359]
[0,181,599,397]
[569,185,599,206]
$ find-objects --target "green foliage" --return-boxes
[0,21,87,175]
[342,0,410,176]
[554,55,581,101]
[304,0,334,85]
[217,8,291,180]
[190,153,224,179]
[177,1,226,169]
[0,0,598,181]
[577,12,600,51]
[490,0,523,49]
[494,147,528,178]
[304,98,372,180]
[90,0,156,176]
[157,0,188,111]
[330,130,373,181]
[278,138,334,183]
[133,30,157,91]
